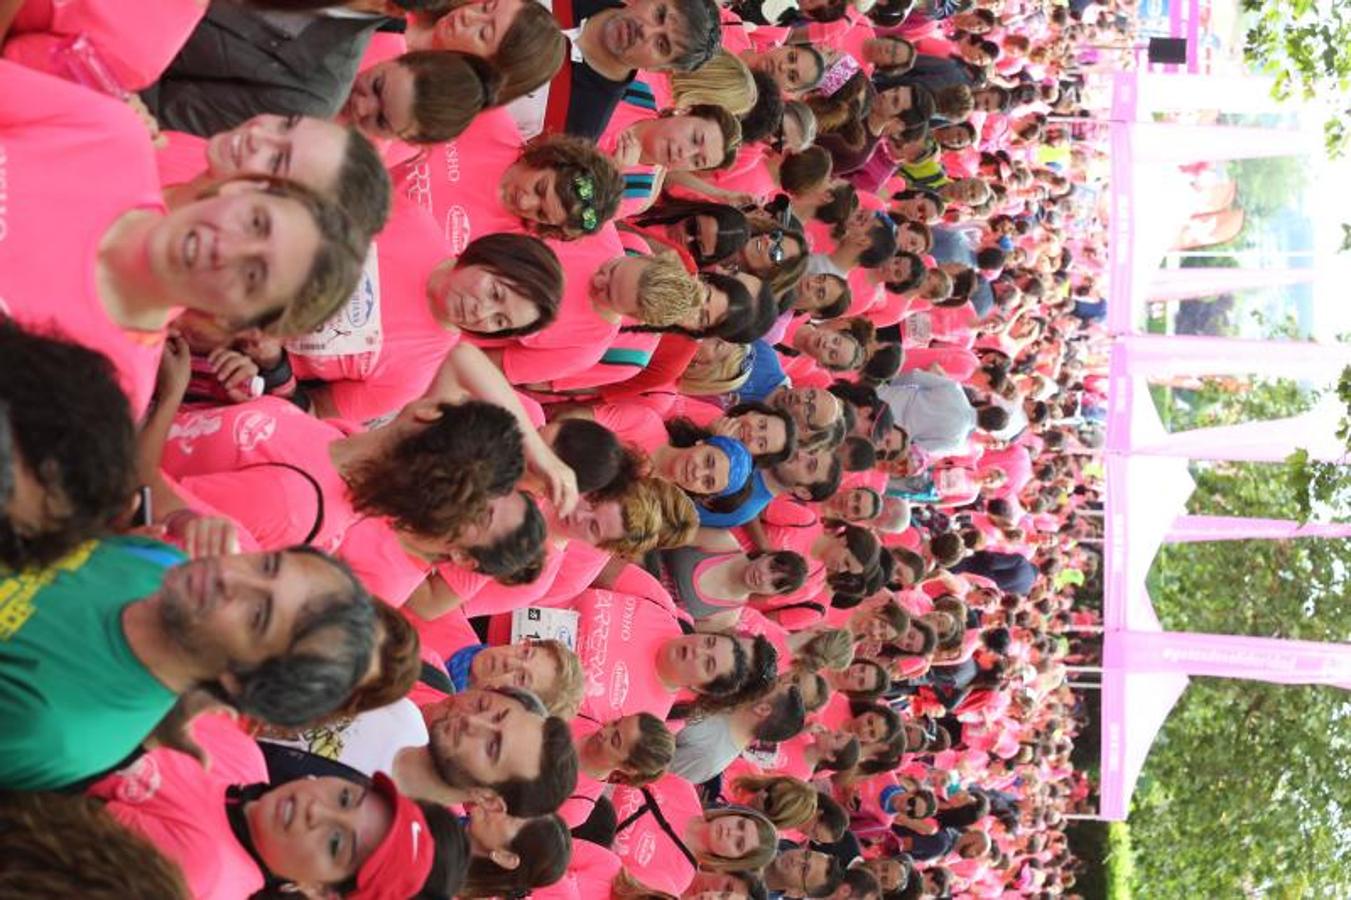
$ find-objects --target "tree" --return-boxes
[1128,376,1351,896]
[1242,0,1351,156]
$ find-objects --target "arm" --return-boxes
[404,572,466,621]
[425,343,579,514]
[0,0,22,43]
[665,170,754,207]
[694,527,743,553]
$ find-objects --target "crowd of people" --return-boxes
[0,0,1128,896]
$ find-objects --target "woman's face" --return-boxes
[148,184,321,328]
[698,814,762,860]
[834,662,879,694]
[795,273,843,312]
[584,714,646,772]
[427,263,540,334]
[676,277,732,333]
[740,230,801,275]
[898,624,926,654]
[800,323,860,370]
[664,442,732,495]
[431,0,525,56]
[246,778,392,887]
[715,411,787,457]
[456,491,529,552]
[498,162,570,230]
[866,38,914,68]
[342,61,417,140]
[205,115,347,191]
[897,223,927,255]
[671,214,723,261]
[860,611,898,644]
[851,711,887,743]
[743,552,779,593]
[820,532,863,574]
[466,797,527,854]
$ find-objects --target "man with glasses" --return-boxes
[764,843,844,898]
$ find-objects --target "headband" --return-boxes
[572,173,601,234]
[349,773,436,900]
[706,435,754,498]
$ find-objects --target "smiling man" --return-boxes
[0,540,375,790]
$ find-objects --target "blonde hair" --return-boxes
[679,341,750,396]
[669,51,758,116]
[733,774,820,829]
[604,477,700,557]
[539,639,585,718]
[797,628,856,671]
[637,252,704,327]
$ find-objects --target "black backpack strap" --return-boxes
[640,787,700,870]
[239,462,326,544]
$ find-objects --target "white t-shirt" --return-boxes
[260,699,429,776]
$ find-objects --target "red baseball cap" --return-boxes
[349,773,436,900]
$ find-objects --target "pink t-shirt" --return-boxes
[155,129,209,186]
[89,717,269,900]
[610,774,703,895]
[338,515,431,607]
[561,716,609,828]
[161,397,359,552]
[532,838,624,900]
[394,107,526,253]
[593,401,669,452]
[7,0,205,91]
[0,61,167,416]
[290,195,460,422]
[567,588,687,722]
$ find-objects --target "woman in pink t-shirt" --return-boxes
[89,717,458,900]
[0,62,365,416]
[393,107,625,248]
[294,200,566,422]
[610,775,778,896]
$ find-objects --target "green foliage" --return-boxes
[1106,822,1135,900]
[1242,0,1351,156]
[1285,365,1351,522]
[1130,376,1351,896]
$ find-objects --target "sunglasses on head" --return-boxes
[766,228,787,264]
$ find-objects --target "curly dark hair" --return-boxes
[345,400,524,540]
[518,134,625,240]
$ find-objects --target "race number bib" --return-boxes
[286,247,383,361]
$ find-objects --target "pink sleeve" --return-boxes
[4,0,206,91]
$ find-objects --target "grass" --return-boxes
[1105,821,1136,900]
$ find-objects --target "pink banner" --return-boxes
[1147,268,1316,302]
[1109,630,1351,686]
[1165,515,1351,543]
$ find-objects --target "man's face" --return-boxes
[554,495,626,546]
[773,387,839,434]
[771,848,832,896]
[158,550,350,676]
[600,0,690,70]
[470,640,558,696]
[774,446,832,490]
[861,858,906,893]
[638,114,725,170]
[426,688,544,793]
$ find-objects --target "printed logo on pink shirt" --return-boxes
[609,661,631,709]
[113,754,163,804]
[441,143,463,183]
[401,161,434,214]
[233,409,277,452]
[169,411,224,455]
[633,832,658,867]
[446,206,471,255]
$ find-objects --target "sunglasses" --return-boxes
[766,229,787,265]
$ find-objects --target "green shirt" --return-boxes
[0,536,185,790]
